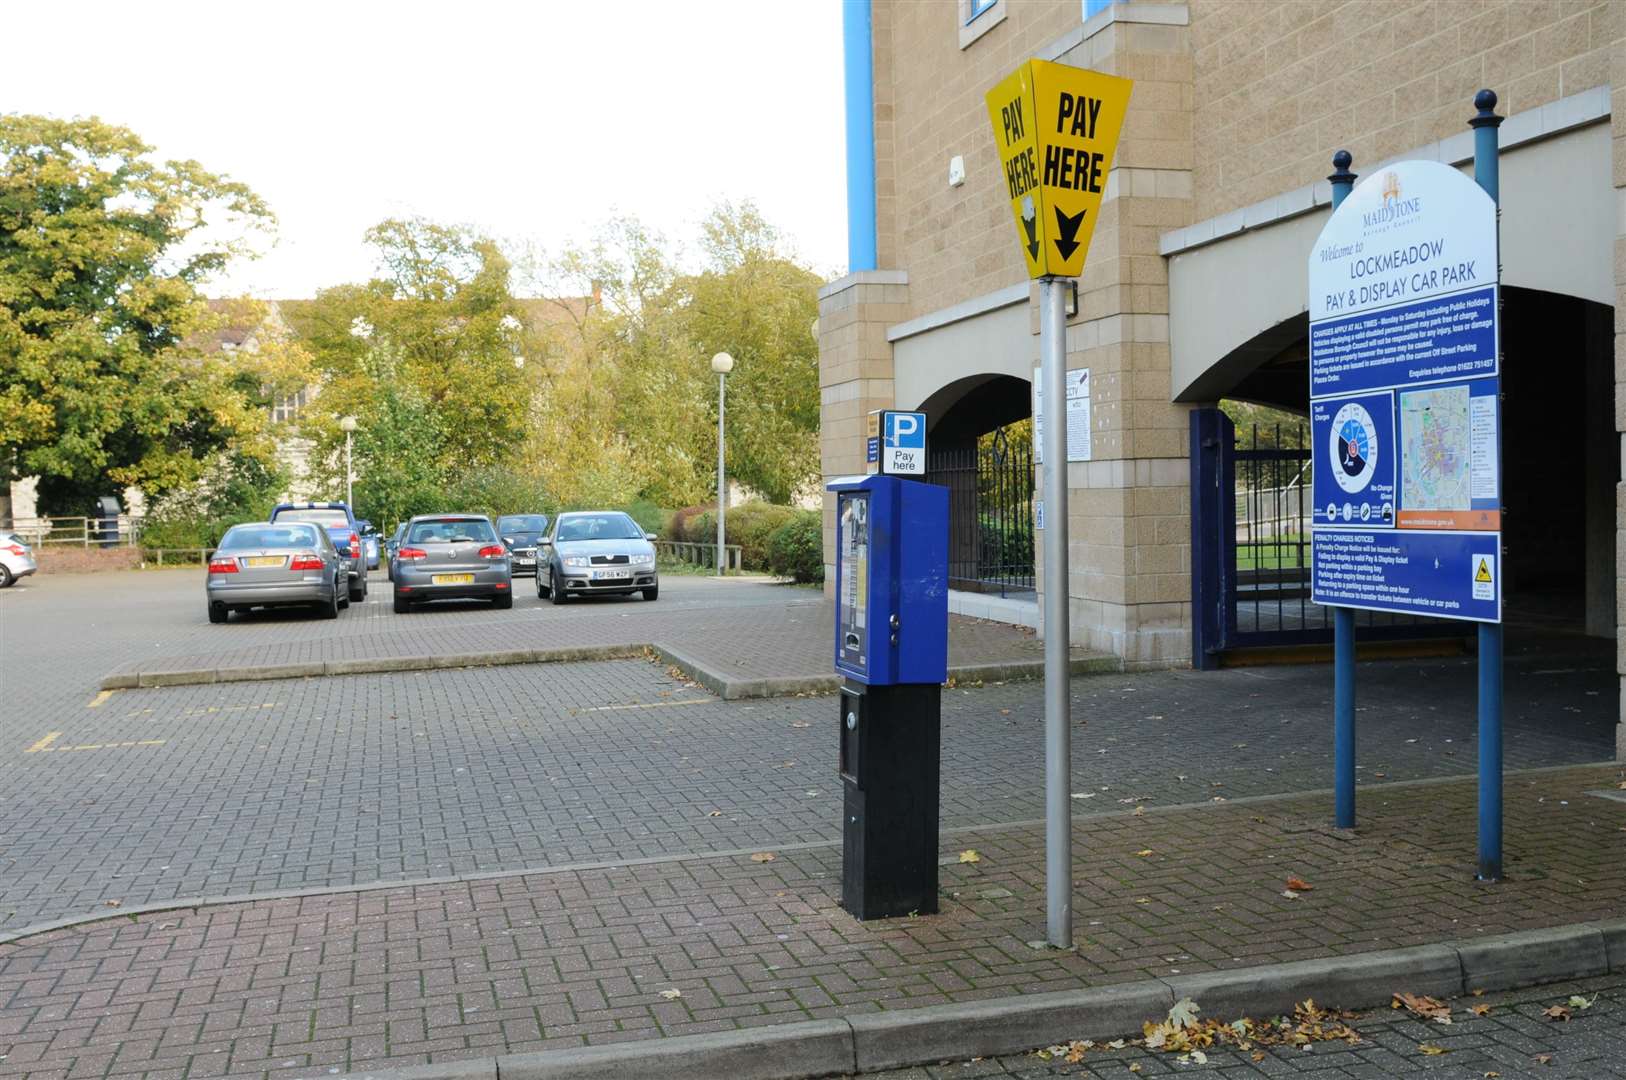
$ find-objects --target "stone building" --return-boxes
[816,0,1624,754]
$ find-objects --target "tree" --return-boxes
[0,114,276,518]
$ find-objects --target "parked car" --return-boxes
[384,523,407,581]
[205,521,346,623]
[391,514,513,613]
[496,514,550,576]
[356,520,382,570]
[537,511,658,604]
[0,532,38,588]
[268,501,367,602]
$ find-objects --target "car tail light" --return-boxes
[348,532,360,552]
[208,556,238,574]
[3,543,24,557]
[289,553,324,571]
[478,545,507,559]
[398,547,428,561]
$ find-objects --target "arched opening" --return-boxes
[1194,286,1616,652]
[917,374,1034,595]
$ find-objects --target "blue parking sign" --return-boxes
[880,411,926,476]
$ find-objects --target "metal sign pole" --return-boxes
[1326,151,1357,830]
[1470,89,1504,883]
[1039,275,1072,948]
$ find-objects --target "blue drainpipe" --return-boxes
[843,0,877,272]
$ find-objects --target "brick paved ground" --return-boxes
[1,765,1622,1079]
[852,975,1626,1079]
[3,643,1614,932]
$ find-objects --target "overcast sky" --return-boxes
[1,0,848,298]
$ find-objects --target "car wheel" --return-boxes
[208,602,228,624]
[493,591,513,610]
[549,568,569,605]
[318,590,340,619]
[537,569,551,598]
[0,565,12,588]
[642,584,659,601]
[349,577,366,602]
[393,593,410,614]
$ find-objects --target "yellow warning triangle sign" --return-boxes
[1475,558,1493,583]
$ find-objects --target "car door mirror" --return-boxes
[645,532,658,542]
[540,537,553,547]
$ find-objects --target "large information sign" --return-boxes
[1308,160,1501,622]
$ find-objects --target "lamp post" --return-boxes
[711,352,734,576]
[339,415,357,508]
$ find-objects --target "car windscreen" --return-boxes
[555,514,644,542]
[498,515,548,533]
[408,518,497,544]
[273,508,350,529]
[219,524,319,550]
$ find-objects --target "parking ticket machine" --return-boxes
[826,474,948,920]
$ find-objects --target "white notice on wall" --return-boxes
[1032,367,1091,464]
[1469,394,1498,501]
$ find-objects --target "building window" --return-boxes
[959,0,1006,47]
[272,387,308,424]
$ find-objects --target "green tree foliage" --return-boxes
[0,115,280,513]
[287,218,535,515]
[535,202,822,508]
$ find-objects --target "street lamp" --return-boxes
[710,352,734,576]
[339,415,357,508]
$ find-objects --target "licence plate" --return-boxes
[516,557,535,565]
[245,556,285,568]
[432,573,475,585]
[593,568,631,580]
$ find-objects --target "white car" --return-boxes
[0,532,38,588]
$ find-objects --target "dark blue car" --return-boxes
[268,502,368,602]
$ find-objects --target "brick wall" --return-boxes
[1190,0,1618,221]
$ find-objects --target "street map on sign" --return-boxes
[1399,385,1471,512]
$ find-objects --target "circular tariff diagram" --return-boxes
[1330,402,1378,494]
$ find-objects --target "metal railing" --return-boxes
[7,515,145,547]
[654,540,742,572]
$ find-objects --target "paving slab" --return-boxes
[2,764,1621,1079]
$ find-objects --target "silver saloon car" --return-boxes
[537,511,658,603]
[206,522,346,623]
[0,531,38,588]
[391,514,513,613]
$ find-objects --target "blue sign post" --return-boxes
[1310,93,1505,878]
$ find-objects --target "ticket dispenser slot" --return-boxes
[825,474,949,921]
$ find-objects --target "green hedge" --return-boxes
[688,502,800,570]
[766,511,823,584]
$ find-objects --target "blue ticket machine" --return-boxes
[827,474,948,920]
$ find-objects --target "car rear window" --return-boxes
[498,515,548,533]
[273,508,350,528]
[220,524,319,550]
[408,518,497,544]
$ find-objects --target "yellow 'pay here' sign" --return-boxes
[985,59,1131,279]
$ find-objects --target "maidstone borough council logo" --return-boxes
[1381,171,1401,205]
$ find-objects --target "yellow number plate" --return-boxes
[432,573,475,585]
[245,556,284,568]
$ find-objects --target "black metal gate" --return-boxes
[1191,408,1460,665]
[927,428,1034,594]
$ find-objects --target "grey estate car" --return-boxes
[391,514,513,613]
[537,511,658,603]
[206,522,346,623]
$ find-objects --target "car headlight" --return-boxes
[562,556,589,568]
[632,554,656,566]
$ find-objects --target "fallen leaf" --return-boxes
[750,852,776,863]
[1251,1050,1266,1062]
[1394,993,1452,1022]
[1168,997,1201,1029]
[959,849,981,864]
[1541,1005,1571,1022]
[1535,1054,1552,1064]
[1285,876,1313,891]
[1072,792,1097,800]
[1136,897,1152,904]
[659,988,682,1000]
[1468,1004,1491,1016]
[1128,1065,1141,1074]
[1282,890,1300,900]
[707,811,722,817]
[1135,849,1154,857]
[104,899,122,908]
[1133,805,1146,816]
[790,721,810,729]
[1567,995,1595,1010]
[1106,1039,1126,1049]
[1483,1072,1500,1078]
[1418,1044,1447,1055]
[1190,1050,1208,1064]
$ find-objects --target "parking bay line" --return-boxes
[87,689,116,709]
[30,739,166,754]
[578,698,715,713]
[25,732,61,753]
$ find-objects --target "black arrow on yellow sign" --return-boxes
[1053,207,1086,260]
[1021,211,1039,262]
